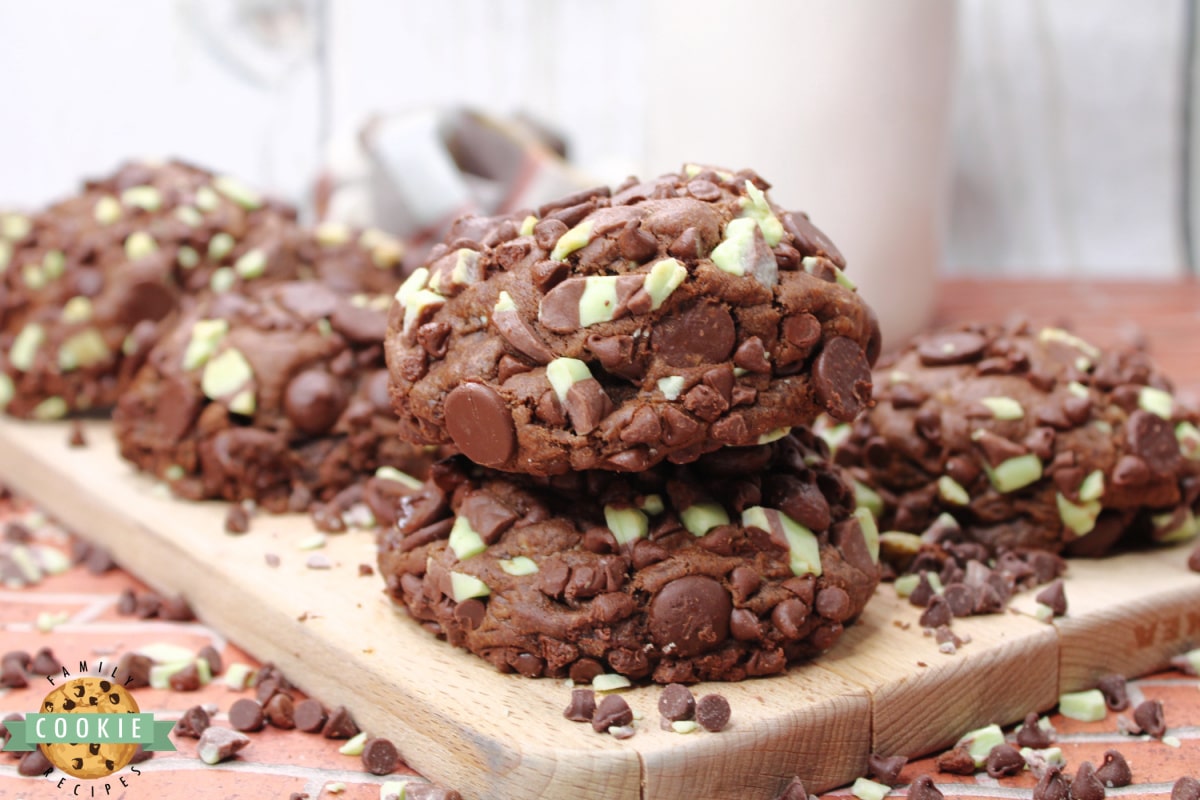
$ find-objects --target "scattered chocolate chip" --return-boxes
[867,752,907,786]
[265,692,295,729]
[917,332,986,366]
[67,420,87,448]
[1174,777,1200,800]
[1034,765,1071,800]
[1035,579,1067,617]
[175,705,211,738]
[116,588,138,615]
[1094,749,1132,788]
[294,698,327,733]
[362,737,400,775]
[197,645,223,676]
[657,683,695,722]
[1070,761,1106,800]
[935,744,976,775]
[919,595,952,629]
[229,698,266,732]
[813,337,872,421]
[118,652,151,689]
[1133,698,1166,737]
[31,646,59,675]
[135,592,161,618]
[1096,674,1129,711]
[1189,542,1200,573]
[695,693,731,732]
[159,593,195,621]
[224,504,251,533]
[197,726,251,764]
[18,747,52,776]
[563,689,596,722]
[591,694,633,733]
[85,545,116,574]
[895,775,940,800]
[321,705,359,739]
[985,743,1024,778]
[358,563,375,577]
[169,661,202,692]
[1016,712,1053,748]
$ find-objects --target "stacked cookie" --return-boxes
[378,166,885,682]
[831,321,1200,561]
[0,160,406,420]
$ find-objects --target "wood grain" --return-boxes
[1,414,1198,799]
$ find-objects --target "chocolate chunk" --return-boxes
[443,383,516,467]
[907,776,945,800]
[917,332,987,366]
[169,661,202,691]
[229,698,266,732]
[935,744,976,775]
[813,337,872,421]
[1035,766,1071,800]
[197,725,251,764]
[1070,761,1106,800]
[1035,578,1067,616]
[176,705,211,738]
[1096,674,1129,711]
[648,576,731,657]
[225,504,251,533]
[294,698,327,733]
[651,302,736,367]
[321,705,359,739]
[1125,409,1181,474]
[1016,712,1053,748]
[362,737,400,776]
[657,683,695,722]
[985,743,1024,778]
[1094,749,1132,788]
[866,753,907,786]
[564,379,612,435]
[919,595,952,628]
[284,370,347,435]
[694,693,730,732]
[564,688,597,722]
[591,694,633,733]
[617,223,658,263]
[493,309,554,363]
[1133,698,1165,737]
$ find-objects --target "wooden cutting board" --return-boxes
[1,416,1198,800]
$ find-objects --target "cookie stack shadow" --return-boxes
[376,165,887,684]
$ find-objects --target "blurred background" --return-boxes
[0,0,1195,343]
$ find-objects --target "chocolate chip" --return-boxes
[782,313,822,350]
[85,545,116,574]
[533,218,569,251]
[591,694,633,733]
[362,737,400,775]
[175,705,211,738]
[1133,698,1165,737]
[330,303,386,344]
[569,658,605,684]
[284,370,347,435]
[443,383,516,467]
[657,683,695,721]
[867,752,907,786]
[160,593,195,621]
[813,337,872,421]
[1174,777,1200,800]
[229,698,265,732]
[1034,766,1070,800]
[815,586,852,622]
[917,331,987,366]
[617,222,658,263]
[321,705,359,739]
[294,698,327,733]
[919,595,952,628]
[1125,409,1181,474]
[265,692,295,729]
[169,661,202,691]
[1035,578,1067,616]
[647,575,731,657]
[18,747,52,776]
[934,744,976,775]
[985,743,1024,778]
[196,725,251,764]
[224,504,251,533]
[564,379,613,435]
[907,776,945,800]
[1016,712,1053,748]
[1070,761,1106,800]
[493,309,554,364]
[695,693,730,732]
[1094,749,1132,788]
[118,652,151,689]
[782,211,845,267]
[564,688,597,722]
[1096,674,1129,711]
[651,302,736,367]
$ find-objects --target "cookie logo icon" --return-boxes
[38,677,139,779]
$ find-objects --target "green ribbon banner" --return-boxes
[3,714,176,752]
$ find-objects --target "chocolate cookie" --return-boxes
[830,321,1200,556]
[0,160,408,419]
[113,281,432,513]
[377,429,881,683]
[385,165,879,475]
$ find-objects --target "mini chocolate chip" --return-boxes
[985,743,1024,778]
[867,752,907,786]
[907,776,945,800]
[564,688,597,722]
[294,698,327,733]
[1094,749,1132,788]
[1070,761,1105,800]
[658,684,695,721]
[443,383,516,468]
[321,705,359,739]
[362,737,400,775]
[1096,674,1129,711]
[1035,766,1071,800]
[813,337,872,421]
[591,694,633,733]
[176,705,211,738]
[1133,698,1165,737]
[229,698,265,732]
[695,693,730,732]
